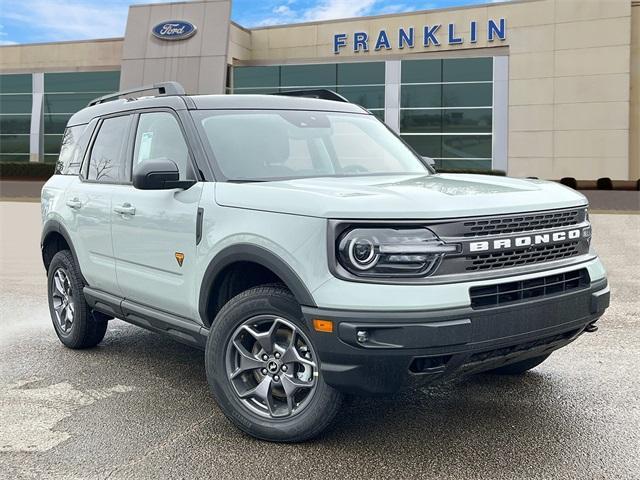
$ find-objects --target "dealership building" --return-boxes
[0,0,638,180]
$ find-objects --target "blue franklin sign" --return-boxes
[333,18,506,54]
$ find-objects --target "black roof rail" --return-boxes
[87,81,186,107]
[273,89,349,103]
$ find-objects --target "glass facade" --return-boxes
[399,57,493,170]
[0,71,119,163]
[232,62,385,121]
[2,59,496,170]
[0,74,32,162]
[43,71,120,162]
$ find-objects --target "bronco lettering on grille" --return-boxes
[469,229,582,253]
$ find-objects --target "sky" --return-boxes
[0,0,506,46]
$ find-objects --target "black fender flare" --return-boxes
[198,243,317,325]
[41,219,82,276]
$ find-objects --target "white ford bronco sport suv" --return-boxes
[41,82,609,442]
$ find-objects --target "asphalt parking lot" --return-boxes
[0,201,639,480]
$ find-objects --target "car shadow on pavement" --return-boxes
[40,320,602,478]
[313,372,595,474]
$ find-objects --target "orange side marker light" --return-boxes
[313,319,334,333]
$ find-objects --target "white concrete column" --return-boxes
[29,73,44,163]
[384,60,401,133]
[492,56,508,172]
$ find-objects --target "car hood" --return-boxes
[214,174,588,219]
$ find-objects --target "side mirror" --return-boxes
[132,159,195,190]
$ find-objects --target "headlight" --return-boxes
[337,227,459,278]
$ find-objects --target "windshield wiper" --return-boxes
[227,179,270,183]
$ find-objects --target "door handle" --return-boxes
[113,203,136,216]
[66,198,82,210]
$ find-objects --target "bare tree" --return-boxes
[55,129,76,174]
[90,154,114,181]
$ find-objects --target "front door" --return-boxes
[111,110,203,319]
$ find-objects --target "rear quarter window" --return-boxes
[54,123,93,175]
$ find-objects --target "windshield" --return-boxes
[194,110,429,181]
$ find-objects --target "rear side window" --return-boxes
[87,115,131,183]
[55,124,89,175]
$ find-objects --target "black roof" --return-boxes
[68,92,368,127]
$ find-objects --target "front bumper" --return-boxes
[302,278,610,394]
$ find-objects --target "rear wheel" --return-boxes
[205,285,342,442]
[488,354,551,375]
[47,250,108,349]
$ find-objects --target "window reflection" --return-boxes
[87,116,130,183]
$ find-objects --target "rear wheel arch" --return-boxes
[198,244,317,327]
[41,220,79,273]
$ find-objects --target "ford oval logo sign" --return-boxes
[152,21,197,41]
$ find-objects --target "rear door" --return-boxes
[64,114,132,295]
[111,110,203,319]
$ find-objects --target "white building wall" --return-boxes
[120,0,232,94]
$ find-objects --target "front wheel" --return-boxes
[205,285,343,442]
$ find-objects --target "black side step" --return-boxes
[83,287,208,349]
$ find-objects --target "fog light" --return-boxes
[356,330,368,343]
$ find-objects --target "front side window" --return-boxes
[195,110,429,181]
[87,115,131,183]
[133,112,191,180]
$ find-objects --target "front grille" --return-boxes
[427,207,590,276]
[459,208,584,237]
[465,240,582,272]
[465,329,580,365]
[469,268,590,309]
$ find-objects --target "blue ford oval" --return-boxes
[152,20,197,41]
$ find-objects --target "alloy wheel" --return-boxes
[51,267,75,334]
[225,315,318,419]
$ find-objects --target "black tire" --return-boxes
[47,250,108,349]
[488,354,551,375]
[205,285,343,442]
